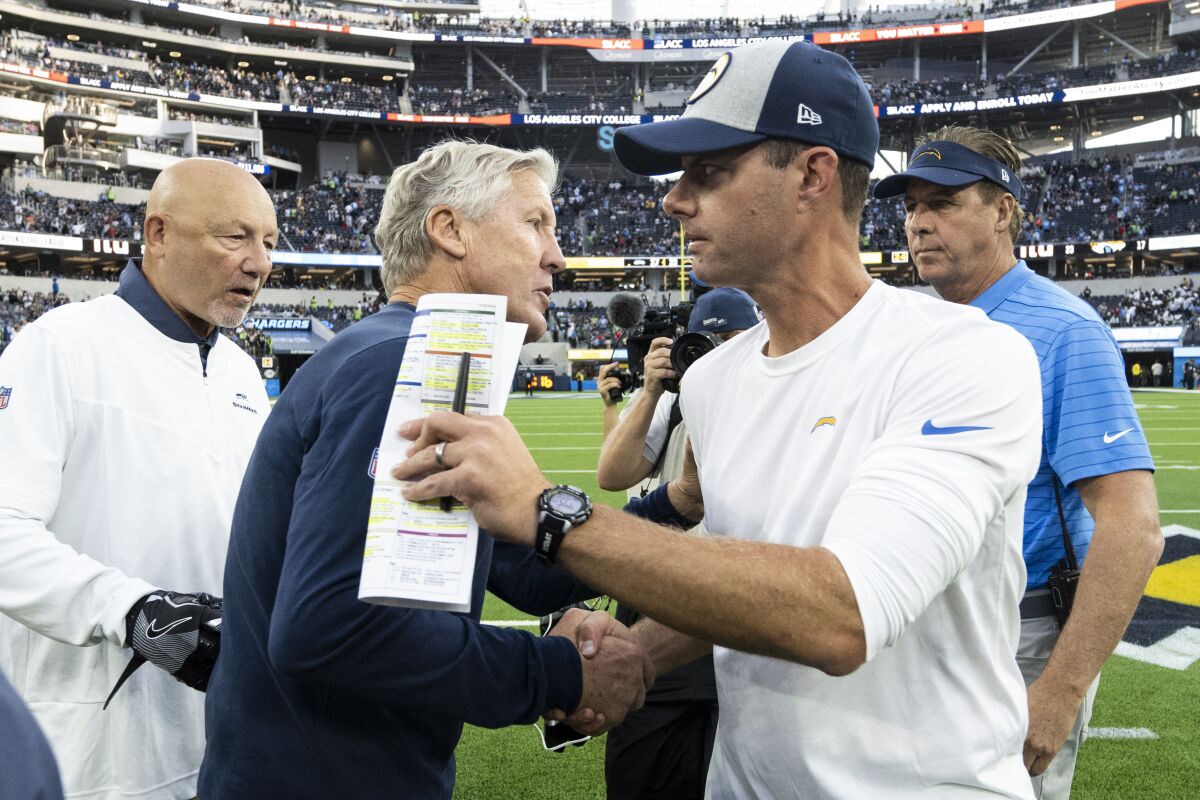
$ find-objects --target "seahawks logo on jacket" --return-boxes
[231,392,259,414]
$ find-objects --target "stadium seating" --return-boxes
[156,0,1094,39]
[1079,280,1200,345]
[1,150,1197,256]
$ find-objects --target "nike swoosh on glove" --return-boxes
[103,590,223,709]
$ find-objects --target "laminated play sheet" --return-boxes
[359,293,526,611]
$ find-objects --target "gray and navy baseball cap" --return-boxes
[873,140,1024,202]
[615,40,879,176]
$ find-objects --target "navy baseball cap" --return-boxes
[615,40,879,176]
[873,140,1024,202]
[689,288,760,334]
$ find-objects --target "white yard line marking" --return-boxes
[521,432,606,436]
[529,446,602,451]
[542,469,599,474]
[482,619,540,627]
[1087,727,1159,741]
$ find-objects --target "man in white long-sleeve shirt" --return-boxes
[396,41,1045,799]
[0,159,275,799]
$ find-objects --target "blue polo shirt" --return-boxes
[970,261,1155,589]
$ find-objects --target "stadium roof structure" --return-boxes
[68,0,1170,52]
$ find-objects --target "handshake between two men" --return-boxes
[394,410,708,736]
[544,607,656,734]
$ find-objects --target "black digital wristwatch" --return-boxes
[535,485,593,563]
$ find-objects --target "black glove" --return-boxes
[103,590,223,710]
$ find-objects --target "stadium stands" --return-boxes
[1,2,1190,121]
[154,0,1106,40]
[0,151,1197,256]
[1081,278,1200,328]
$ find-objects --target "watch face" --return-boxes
[548,490,585,515]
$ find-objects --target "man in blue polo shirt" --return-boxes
[875,125,1164,800]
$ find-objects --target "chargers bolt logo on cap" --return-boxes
[688,52,732,104]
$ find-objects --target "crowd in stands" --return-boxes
[0,288,68,355]
[5,278,1198,371]
[166,109,255,128]
[152,0,1085,39]
[554,178,679,256]
[0,187,139,239]
[0,285,284,359]
[872,49,1200,107]
[229,324,274,359]
[274,173,384,253]
[1,152,1199,255]
[1026,157,1200,244]
[408,85,518,117]
[250,295,383,334]
[547,306,613,349]
[1081,279,1200,332]
[4,13,1188,121]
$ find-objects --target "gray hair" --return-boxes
[374,139,559,294]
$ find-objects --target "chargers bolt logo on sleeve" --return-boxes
[811,416,837,433]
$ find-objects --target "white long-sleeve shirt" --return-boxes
[681,281,1042,800]
[0,290,267,800]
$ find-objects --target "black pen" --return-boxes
[441,351,471,512]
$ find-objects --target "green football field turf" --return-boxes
[452,389,1200,800]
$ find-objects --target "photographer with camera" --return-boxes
[593,287,756,800]
[597,288,758,499]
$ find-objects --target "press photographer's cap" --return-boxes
[689,288,760,334]
[614,40,879,176]
[873,140,1024,202]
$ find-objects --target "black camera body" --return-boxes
[620,302,707,395]
[606,367,637,402]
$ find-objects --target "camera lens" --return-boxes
[669,332,722,378]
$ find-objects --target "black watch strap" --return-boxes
[536,514,570,562]
[536,485,592,563]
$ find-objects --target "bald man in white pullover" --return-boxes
[0,159,275,799]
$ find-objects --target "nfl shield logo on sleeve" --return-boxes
[0,387,10,410]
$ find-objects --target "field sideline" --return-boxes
[450,389,1200,800]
